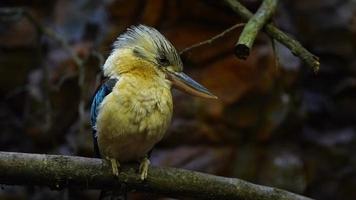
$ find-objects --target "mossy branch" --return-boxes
[0,151,313,200]
[235,0,278,59]
[224,0,320,72]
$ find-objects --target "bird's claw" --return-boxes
[139,157,150,180]
[109,158,120,177]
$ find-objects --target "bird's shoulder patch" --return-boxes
[90,78,118,128]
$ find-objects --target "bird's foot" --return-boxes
[139,157,150,180]
[107,157,120,177]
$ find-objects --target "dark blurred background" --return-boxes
[0,0,356,200]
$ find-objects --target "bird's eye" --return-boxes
[158,56,170,66]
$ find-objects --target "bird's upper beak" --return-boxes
[167,71,217,99]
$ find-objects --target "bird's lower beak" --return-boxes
[167,71,217,99]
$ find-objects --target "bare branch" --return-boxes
[223,0,320,73]
[235,0,278,59]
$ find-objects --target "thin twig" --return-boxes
[179,23,245,55]
[235,0,278,59]
[271,37,280,70]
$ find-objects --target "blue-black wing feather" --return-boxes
[90,78,118,158]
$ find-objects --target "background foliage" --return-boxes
[0,0,355,199]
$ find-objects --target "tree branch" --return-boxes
[235,0,278,59]
[224,0,320,73]
[0,151,313,200]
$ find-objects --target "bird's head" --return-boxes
[102,25,217,99]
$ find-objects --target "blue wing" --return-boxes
[90,78,118,158]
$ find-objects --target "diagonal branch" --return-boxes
[0,151,313,200]
[235,0,278,59]
[224,0,320,73]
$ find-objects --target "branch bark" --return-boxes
[224,0,320,72]
[235,0,278,59]
[0,151,313,200]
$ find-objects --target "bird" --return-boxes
[90,25,217,181]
